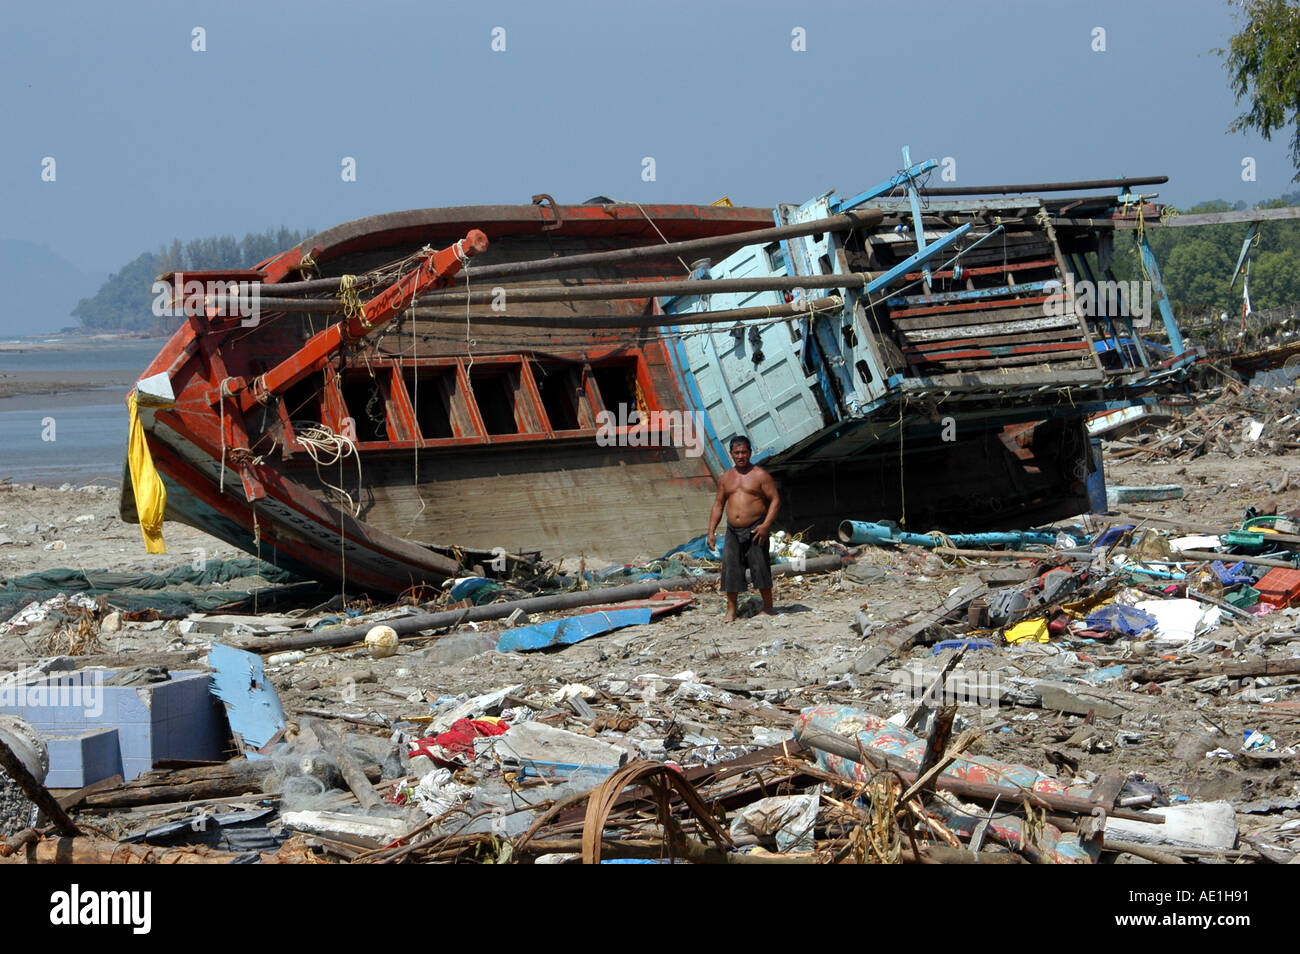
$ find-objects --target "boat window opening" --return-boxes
[765,242,786,273]
[590,363,639,415]
[402,369,455,439]
[283,375,324,429]
[531,363,582,431]
[340,375,388,442]
[855,359,874,385]
[469,369,520,435]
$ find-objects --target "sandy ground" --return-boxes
[0,484,244,580]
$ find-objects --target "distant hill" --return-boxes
[0,240,105,337]
[71,227,311,334]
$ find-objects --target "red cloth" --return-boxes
[409,718,509,766]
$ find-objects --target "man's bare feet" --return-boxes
[722,612,737,622]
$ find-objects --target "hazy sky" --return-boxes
[2,0,1294,278]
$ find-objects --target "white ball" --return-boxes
[365,625,399,658]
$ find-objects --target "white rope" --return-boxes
[293,421,363,516]
[218,378,236,493]
[629,201,692,274]
[463,257,476,376]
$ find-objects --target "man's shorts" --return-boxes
[720,521,773,593]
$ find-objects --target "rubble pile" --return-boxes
[1107,383,1300,465]
[3,385,1300,864]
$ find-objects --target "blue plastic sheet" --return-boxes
[495,608,652,652]
[1084,603,1157,636]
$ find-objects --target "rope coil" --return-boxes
[293,422,364,517]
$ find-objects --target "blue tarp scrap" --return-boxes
[1091,525,1134,549]
[495,608,653,653]
[208,642,287,757]
[657,534,723,563]
[932,639,995,655]
[1084,604,1158,636]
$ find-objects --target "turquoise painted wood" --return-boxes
[662,240,827,461]
[208,642,287,758]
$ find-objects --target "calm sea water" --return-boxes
[0,339,163,486]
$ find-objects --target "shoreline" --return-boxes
[0,378,133,400]
[0,333,167,351]
[0,334,165,400]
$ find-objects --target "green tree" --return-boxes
[1219,0,1300,181]
[72,226,311,333]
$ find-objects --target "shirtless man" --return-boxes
[706,436,781,621]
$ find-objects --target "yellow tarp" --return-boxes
[127,390,166,553]
[1005,617,1051,644]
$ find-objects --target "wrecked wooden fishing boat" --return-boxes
[122,153,1195,594]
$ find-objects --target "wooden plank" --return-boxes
[893,302,1066,331]
[897,280,1054,308]
[904,257,1058,281]
[907,342,1088,364]
[906,367,1101,387]
[1143,206,1300,228]
[903,329,1085,352]
[921,349,1093,370]
[56,774,125,812]
[891,294,1053,319]
[901,315,1079,340]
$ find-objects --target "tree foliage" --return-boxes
[72,226,311,332]
[1219,0,1300,181]
[1110,192,1300,325]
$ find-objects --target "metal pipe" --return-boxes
[921,176,1168,197]
[837,519,1061,548]
[416,271,885,308]
[225,272,881,313]
[238,554,848,654]
[246,209,883,297]
[409,296,844,329]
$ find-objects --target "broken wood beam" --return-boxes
[1131,656,1300,685]
[914,706,957,793]
[25,837,290,865]
[307,719,382,810]
[80,759,382,810]
[0,736,79,837]
[904,647,965,732]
